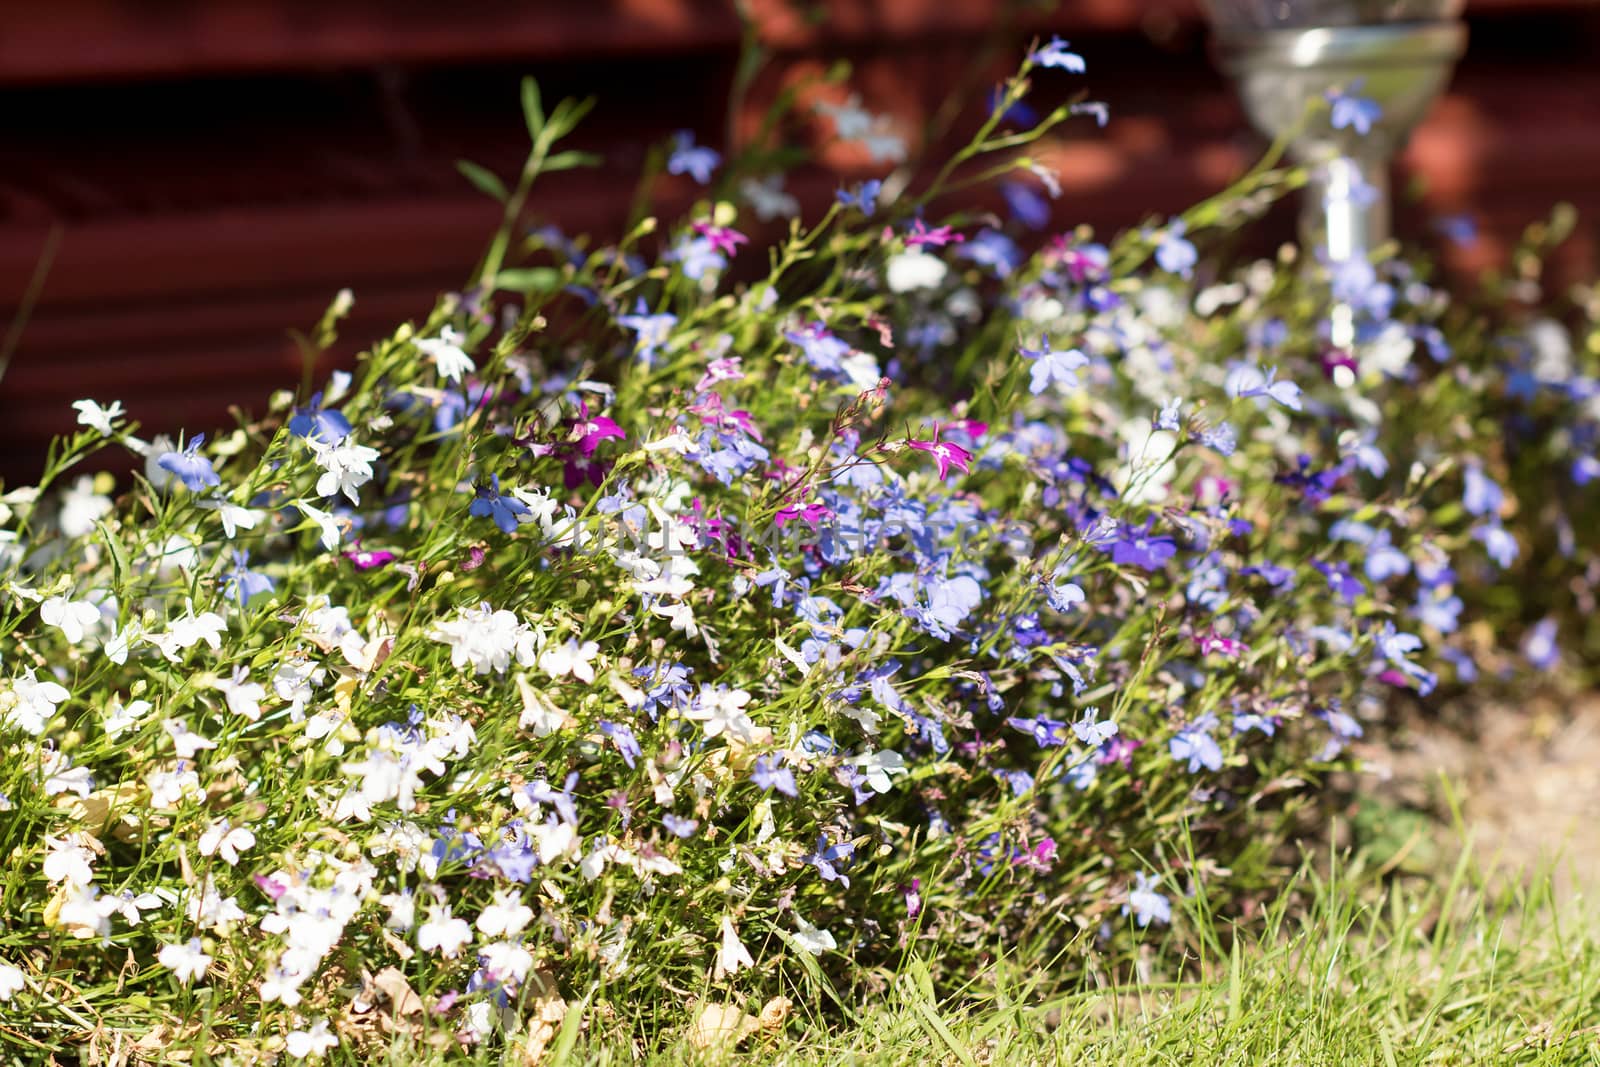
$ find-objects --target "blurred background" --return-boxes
[2,0,1597,481]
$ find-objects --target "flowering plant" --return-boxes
[1,44,1594,1059]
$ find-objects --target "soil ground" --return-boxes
[1356,691,1600,894]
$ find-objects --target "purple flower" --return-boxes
[157,436,220,492]
[345,546,397,571]
[751,754,798,797]
[599,721,640,768]
[1124,872,1171,927]
[667,131,719,184]
[1021,336,1090,395]
[805,834,854,886]
[1029,36,1086,73]
[1007,714,1068,748]
[1155,220,1197,278]
[469,475,530,534]
[1169,714,1222,773]
[1111,527,1177,571]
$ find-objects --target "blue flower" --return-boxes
[835,179,882,217]
[599,721,641,768]
[157,436,221,492]
[751,754,798,797]
[1473,521,1520,568]
[288,395,352,445]
[662,814,698,838]
[1329,86,1381,135]
[1169,714,1222,773]
[1072,707,1118,746]
[1523,618,1560,672]
[1022,337,1089,395]
[470,475,530,534]
[1030,36,1086,73]
[224,550,275,606]
[1124,872,1171,927]
[1462,465,1503,518]
[667,131,720,184]
[1001,181,1051,230]
[1155,220,1197,278]
[1225,363,1302,412]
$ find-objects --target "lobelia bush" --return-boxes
[0,41,1595,1059]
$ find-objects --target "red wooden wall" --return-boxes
[2,0,1598,481]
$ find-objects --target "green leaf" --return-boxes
[492,267,563,293]
[95,519,129,591]
[521,76,545,139]
[455,159,508,203]
[543,150,603,173]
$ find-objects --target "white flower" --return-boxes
[475,888,533,938]
[432,603,541,676]
[740,174,800,220]
[286,1018,338,1059]
[57,476,113,539]
[479,940,535,984]
[416,905,473,958]
[792,916,836,955]
[197,499,261,538]
[104,698,152,738]
[307,435,381,505]
[95,888,164,926]
[158,938,212,985]
[259,964,306,1007]
[380,890,416,931]
[851,748,908,794]
[162,719,217,759]
[149,607,227,663]
[72,399,124,436]
[6,668,69,736]
[886,250,947,293]
[538,638,599,684]
[0,962,24,1001]
[41,596,101,645]
[715,914,754,978]
[684,686,762,744]
[41,757,94,798]
[105,622,142,666]
[54,883,111,939]
[138,434,177,490]
[416,326,475,384]
[215,666,265,721]
[294,500,345,551]
[198,818,256,866]
[43,836,96,885]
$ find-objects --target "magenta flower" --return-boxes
[691,221,749,256]
[774,499,833,529]
[344,546,397,571]
[573,412,626,457]
[906,431,972,480]
[904,218,965,248]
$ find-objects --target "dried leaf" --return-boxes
[686,1001,760,1051]
[757,996,793,1031]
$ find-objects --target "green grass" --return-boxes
[53,834,1598,1066]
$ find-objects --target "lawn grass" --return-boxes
[37,829,1594,1066]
